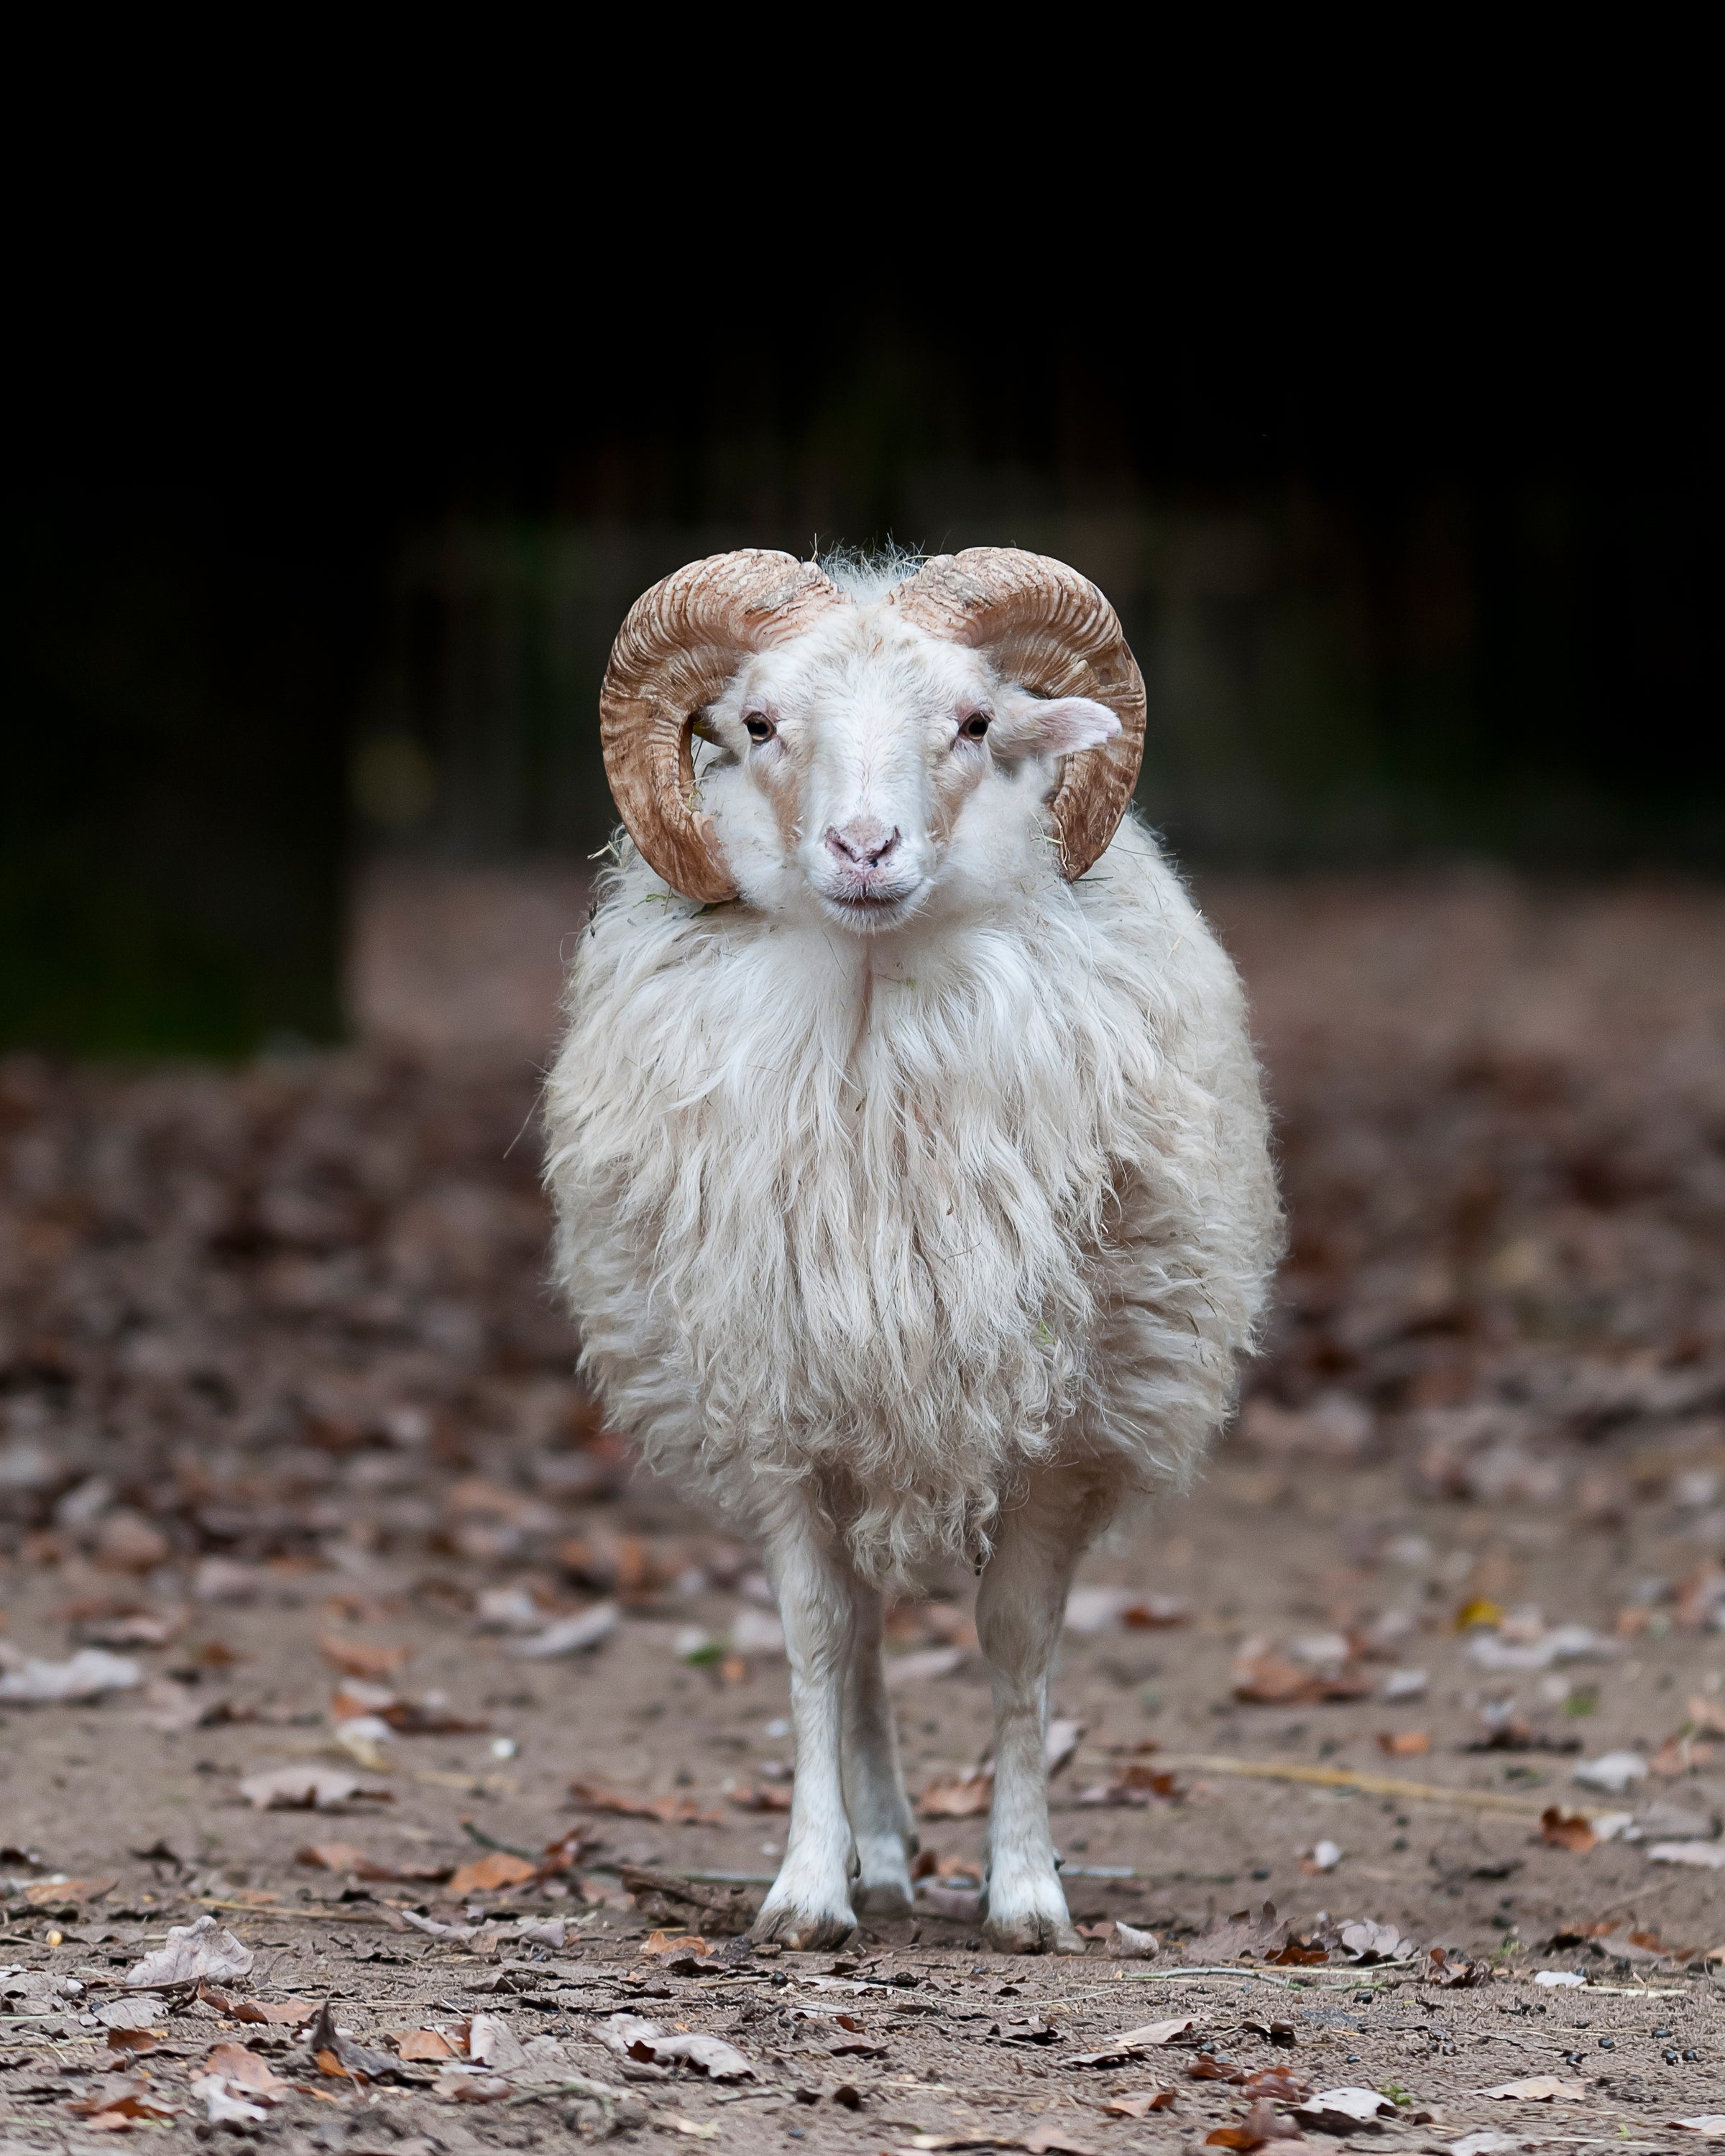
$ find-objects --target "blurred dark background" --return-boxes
[4,283,1718,1056]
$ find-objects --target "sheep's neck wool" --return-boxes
[545,813,1277,1585]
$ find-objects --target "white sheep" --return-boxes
[544,547,1279,1952]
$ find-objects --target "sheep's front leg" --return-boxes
[842,1584,917,1914]
[975,1481,1090,1955]
[750,1506,857,1950]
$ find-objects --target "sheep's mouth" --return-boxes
[819,884,922,927]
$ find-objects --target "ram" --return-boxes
[545,547,1279,1950]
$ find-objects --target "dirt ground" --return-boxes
[4,870,1725,2152]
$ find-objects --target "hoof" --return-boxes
[750,1903,857,1951]
[983,1911,1086,1955]
[855,1880,913,1917]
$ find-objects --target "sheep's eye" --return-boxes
[744,714,775,742]
[960,712,991,739]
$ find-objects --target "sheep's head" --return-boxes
[599,548,1146,931]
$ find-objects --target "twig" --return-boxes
[192,1897,397,1927]
[460,1819,542,1864]
[1156,1753,1568,1815]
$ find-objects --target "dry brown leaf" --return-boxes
[918,1769,994,1818]
[642,1930,711,1958]
[1103,2091,1175,2117]
[1484,2075,1586,2101]
[727,1783,794,1812]
[296,1840,452,1882]
[21,1874,115,1904]
[204,2042,290,2101]
[68,2078,183,2125]
[569,1778,725,1825]
[1376,1729,1431,1756]
[1187,2055,1248,2083]
[447,1850,538,1897]
[1540,1806,1598,1853]
[1231,1640,1371,1705]
[239,1765,390,1810]
[396,2028,459,2061]
[198,1984,316,2024]
[1073,1761,1182,1806]
[1243,2067,1311,2100]
[1021,2122,1098,2156]
[1207,2101,1302,2150]
[318,1634,410,1680]
[105,2027,162,2054]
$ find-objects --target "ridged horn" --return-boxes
[888,548,1146,880]
[599,550,847,901]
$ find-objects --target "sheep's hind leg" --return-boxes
[842,1582,917,1915]
[750,1503,858,1950]
[975,1477,1093,1955]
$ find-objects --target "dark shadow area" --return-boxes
[5,292,1719,1054]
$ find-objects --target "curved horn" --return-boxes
[599,550,847,901]
[888,548,1146,880]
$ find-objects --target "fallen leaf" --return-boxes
[396,2028,459,2060]
[124,1914,253,1989]
[1483,2075,1586,2101]
[1021,2121,1098,2156]
[1376,1730,1430,1756]
[203,2042,289,2101]
[602,2012,755,2080]
[68,2077,182,2125]
[1300,1840,1342,1874]
[96,1996,170,2031]
[1294,2084,1397,2128]
[190,2076,268,2127]
[1106,1919,1160,1958]
[1333,1917,1415,1963]
[1067,2017,1196,2065]
[1232,1638,1371,1705]
[0,1646,140,1703]
[1649,1840,1725,1869]
[105,2027,161,2054]
[197,1984,316,2024]
[1103,2090,1176,2116]
[1187,2055,1247,2082]
[570,1778,724,1825]
[1539,1807,1597,1853]
[1045,1717,1085,1776]
[1670,2121,1725,2140]
[918,1769,995,1818]
[306,1998,413,2082]
[643,1930,711,1958]
[239,1764,390,1810]
[1073,1761,1182,1806]
[436,2069,515,2104]
[448,1850,538,1897]
[318,1634,410,1679]
[296,1840,452,1882]
[1185,1900,1297,1963]
[1208,2099,1303,2149]
[728,1783,794,1812]
[468,2011,528,2070]
[1572,1749,1648,1794]
[22,1874,115,1904]
[507,1601,620,1659]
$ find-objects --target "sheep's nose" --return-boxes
[824,819,900,869]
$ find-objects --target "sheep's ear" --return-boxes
[992,694,1123,759]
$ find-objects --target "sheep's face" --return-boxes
[702,610,1120,935]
